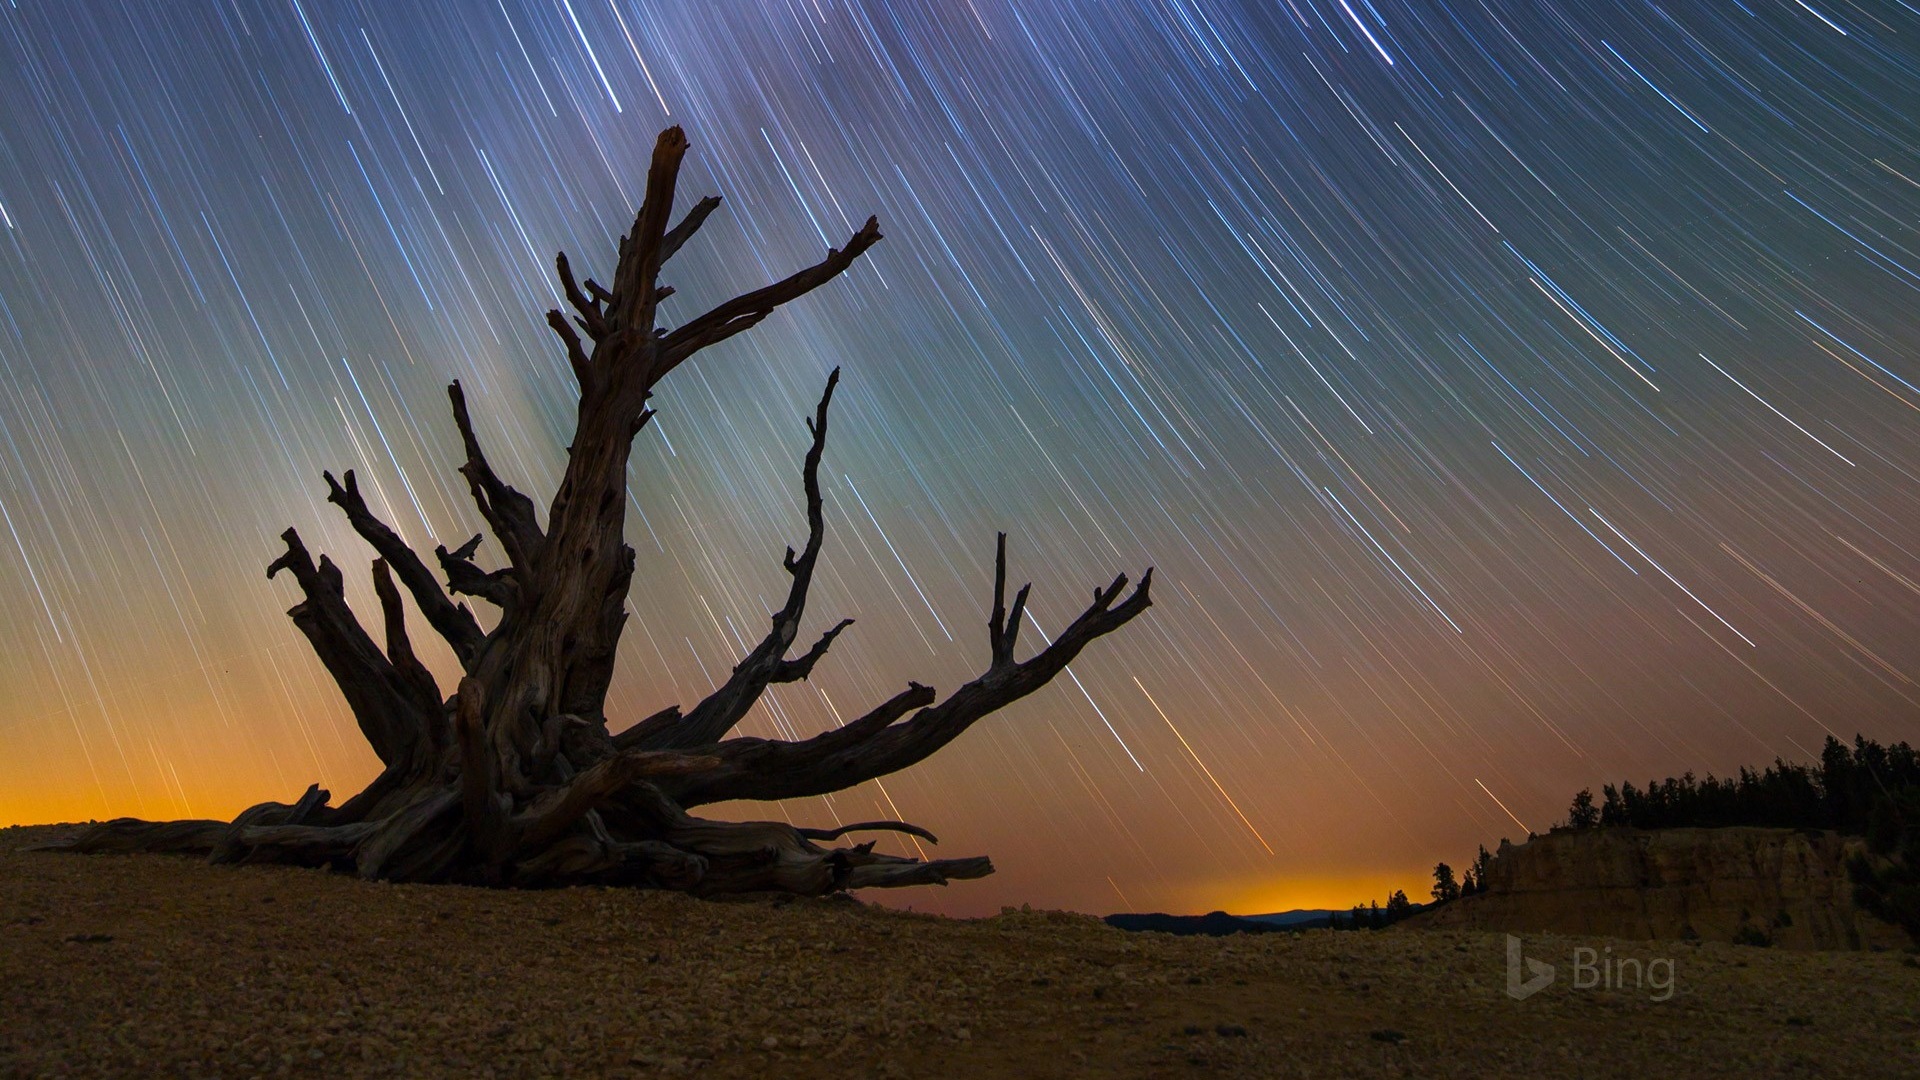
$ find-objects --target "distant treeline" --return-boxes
[1333,889,1416,931]
[1560,735,1920,840]
[1331,846,1488,931]
[1558,735,1920,942]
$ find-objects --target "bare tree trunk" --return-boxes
[39,127,1152,896]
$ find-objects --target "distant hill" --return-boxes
[1243,909,1343,928]
[1105,909,1344,936]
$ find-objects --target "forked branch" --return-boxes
[323,469,484,666]
[640,369,852,751]
[447,381,545,573]
[267,529,438,771]
[604,127,690,360]
[435,533,520,611]
[555,252,607,342]
[654,217,882,384]
[663,541,1152,808]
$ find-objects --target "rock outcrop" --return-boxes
[1406,827,1908,950]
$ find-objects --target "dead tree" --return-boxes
[41,128,1152,895]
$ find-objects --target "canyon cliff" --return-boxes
[1407,827,1908,950]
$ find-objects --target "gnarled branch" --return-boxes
[555,252,607,342]
[210,783,332,864]
[654,218,882,385]
[663,540,1152,807]
[447,381,545,573]
[842,854,993,890]
[640,369,851,750]
[605,127,689,359]
[610,704,682,752]
[512,747,720,856]
[796,820,939,845]
[656,681,934,808]
[370,560,444,743]
[660,194,721,264]
[545,308,594,389]
[435,533,520,611]
[266,528,436,771]
[323,469,484,667]
[988,532,1034,671]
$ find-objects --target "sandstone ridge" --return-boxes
[1406,826,1908,950]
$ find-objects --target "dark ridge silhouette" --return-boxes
[1105,903,1432,937]
[1104,911,1290,937]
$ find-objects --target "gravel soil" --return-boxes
[4,824,1918,1078]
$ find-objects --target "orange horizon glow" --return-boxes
[4,779,1434,920]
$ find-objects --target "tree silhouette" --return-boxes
[1470,844,1494,894]
[1430,862,1460,904]
[1580,737,1917,835]
[40,129,1153,895]
[1566,788,1599,830]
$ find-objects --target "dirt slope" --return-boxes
[4,825,1917,1078]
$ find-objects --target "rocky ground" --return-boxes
[4,824,1918,1078]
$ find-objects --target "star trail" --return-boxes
[2,1,1918,916]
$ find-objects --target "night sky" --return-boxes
[3,0,1919,916]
